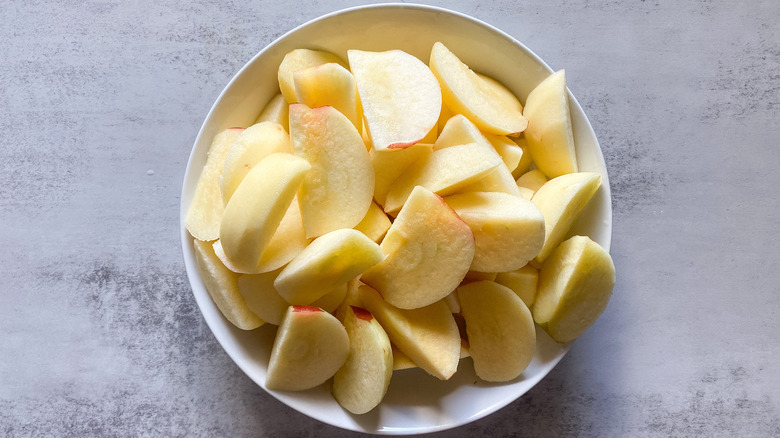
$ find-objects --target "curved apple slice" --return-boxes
[458,281,536,382]
[266,305,350,391]
[533,235,616,343]
[277,49,347,103]
[289,103,374,238]
[358,285,460,380]
[523,69,578,178]
[254,93,289,131]
[219,152,310,274]
[362,186,475,310]
[332,306,393,414]
[531,172,602,263]
[430,41,527,136]
[219,121,292,203]
[274,228,384,305]
[349,49,442,151]
[294,62,362,130]
[445,191,545,273]
[192,239,263,330]
[186,128,244,241]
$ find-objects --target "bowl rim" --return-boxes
[179,2,612,435]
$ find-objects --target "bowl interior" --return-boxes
[180,4,611,435]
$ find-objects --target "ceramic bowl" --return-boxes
[180,3,612,434]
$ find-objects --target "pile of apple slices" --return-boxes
[185,41,616,414]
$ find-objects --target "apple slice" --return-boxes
[219,153,310,273]
[277,49,347,103]
[370,144,433,207]
[219,121,292,203]
[254,196,310,273]
[289,103,374,238]
[237,270,288,325]
[478,72,525,115]
[294,62,362,130]
[532,172,602,263]
[192,239,263,330]
[348,49,441,150]
[254,93,289,131]
[362,186,475,309]
[358,285,460,380]
[310,282,349,314]
[495,264,539,308]
[430,41,527,135]
[445,191,545,273]
[332,305,393,414]
[266,305,350,391]
[458,281,536,382]
[487,134,524,172]
[516,169,548,193]
[392,339,471,371]
[434,114,490,150]
[511,136,534,178]
[274,228,384,305]
[457,163,521,196]
[383,142,503,215]
[353,201,392,242]
[523,70,578,178]
[533,235,616,343]
[186,128,244,241]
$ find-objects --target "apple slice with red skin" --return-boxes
[265,305,350,391]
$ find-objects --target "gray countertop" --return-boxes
[2,1,778,436]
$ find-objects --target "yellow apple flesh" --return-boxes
[531,172,602,263]
[358,285,461,380]
[219,121,292,203]
[274,228,384,305]
[458,281,536,382]
[289,103,374,238]
[218,152,311,273]
[192,239,263,330]
[523,69,578,178]
[495,264,539,308]
[349,49,442,151]
[294,62,362,130]
[277,48,347,103]
[266,305,350,391]
[332,305,393,414]
[362,186,475,309]
[254,93,289,131]
[445,191,545,272]
[533,235,615,343]
[186,128,244,241]
[430,41,527,135]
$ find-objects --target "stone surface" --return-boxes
[2,0,779,436]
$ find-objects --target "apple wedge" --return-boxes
[219,153,310,273]
[219,121,292,203]
[353,201,392,243]
[445,191,545,273]
[430,41,527,135]
[457,163,521,196]
[266,305,350,391]
[254,196,310,273]
[237,270,288,325]
[370,143,433,207]
[533,235,616,343]
[277,49,347,103]
[495,264,539,308]
[349,49,441,150]
[359,285,460,380]
[487,134,524,172]
[332,305,393,414]
[383,142,502,215]
[532,172,602,263]
[254,93,289,131]
[289,103,374,238]
[458,281,536,382]
[186,127,244,241]
[434,114,491,150]
[294,62,362,130]
[516,169,548,193]
[362,186,475,309]
[192,239,263,330]
[274,228,384,305]
[523,69,578,178]
[511,136,534,178]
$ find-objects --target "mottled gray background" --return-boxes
[2,0,779,436]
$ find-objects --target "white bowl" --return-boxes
[180,3,612,435]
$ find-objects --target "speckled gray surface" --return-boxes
[2,0,779,436]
